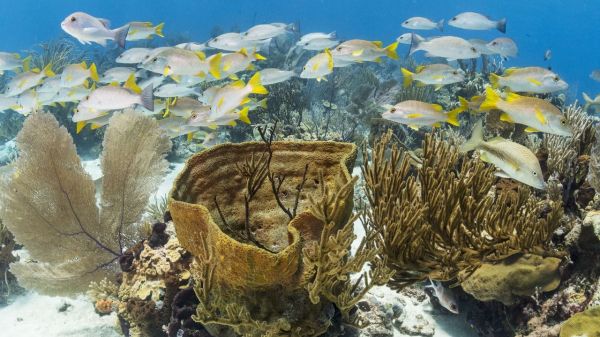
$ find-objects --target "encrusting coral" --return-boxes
[362,131,564,300]
[169,125,390,337]
[559,305,600,337]
[0,110,171,295]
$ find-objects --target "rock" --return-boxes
[580,210,600,250]
[560,306,600,337]
[461,254,562,305]
[396,314,435,337]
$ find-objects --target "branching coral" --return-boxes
[362,131,563,291]
[0,111,170,295]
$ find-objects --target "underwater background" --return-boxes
[0,1,600,337]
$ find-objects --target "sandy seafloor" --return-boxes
[0,162,478,337]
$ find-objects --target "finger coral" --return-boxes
[0,111,171,295]
[362,131,564,294]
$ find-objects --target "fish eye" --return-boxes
[337,46,342,51]
[404,21,409,24]
[553,76,560,82]
[213,37,218,41]
[191,113,197,119]
[451,17,457,21]
[471,47,477,52]
[70,16,76,22]
[532,171,537,176]
[152,57,158,62]
[453,70,458,75]
[560,118,567,125]
[450,304,457,311]
[390,107,396,113]
[492,42,497,46]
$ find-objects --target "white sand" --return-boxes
[0,292,120,337]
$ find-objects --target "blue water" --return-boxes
[1,0,599,97]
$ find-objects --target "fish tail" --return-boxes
[480,87,500,111]
[124,74,141,94]
[400,68,414,88]
[113,24,130,49]
[457,96,471,114]
[76,121,87,134]
[459,120,484,153]
[209,53,223,79]
[42,63,55,77]
[89,63,99,82]
[489,73,501,89]
[325,48,334,70]
[258,98,268,109]
[239,106,251,124]
[248,72,268,95]
[384,41,399,60]
[437,19,445,32]
[446,107,462,126]
[497,18,507,33]
[408,33,423,56]
[155,22,165,37]
[140,84,154,111]
[21,55,31,72]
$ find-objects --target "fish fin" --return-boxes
[446,108,462,126]
[124,74,142,94]
[583,92,592,103]
[372,41,383,48]
[384,41,399,60]
[43,63,55,77]
[170,75,181,83]
[431,104,443,111]
[415,65,426,73]
[496,18,507,33]
[374,57,382,63]
[437,19,445,31]
[246,63,255,71]
[238,106,251,124]
[83,79,89,88]
[163,66,172,77]
[432,122,442,128]
[89,63,99,81]
[90,123,102,130]
[352,49,364,57]
[254,53,267,60]
[140,84,154,111]
[208,124,218,130]
[505,92,522,102]
[238,48,248,56]
[240,97,252,105]
[406,113,424,118]
[459,120,484,153]
[58,102,66,108]
[495,170,511,179]
[209,53,222,79]
[500,113,513,123]
[196,71,206,78]
[525,126,540,133]
[480,87,501,111]
[229,74,239,81]
[230,80,245,88]
[325,48,334,71]
[528,78,542,86]
[458,96,470,113]
[195,51,206,61]
[434,85,443,91]
[408,33,423,56]
[408,124,419,131]
[489,73,501,88]
[113,24,130,49]
[248,72,268,95]
[109,81,119,87]
[21,55,31,72]
[401,68,414,88]
[228,120,237,127]
[534,107,547,124]
[185,132,193,142]
[155,22,165,37]
[258,98,268,109]
[76,121,86,134]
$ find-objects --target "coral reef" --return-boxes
[0,219,22,306]
[362,131,563,295]
[559,306,600,337]
[169,128,389,336]
[0,111,171,294]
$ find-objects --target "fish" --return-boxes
[480,87,572,136]
[242,23,294,41]
[243,97,268,111]
[176,42,209,51]
[590,70,600,82]
[61,12,129,48]
[401,64,465,89]
[409,35,480,61]
[401,17,444,31]
[397,33,424,45]
[486,38,518,58]
[0,53,29,75]
[116,48,153,64]
[0,96,20,112]
[4,63,55,97]
[185,105,215,126]
[14,90,41,116]
[298,38,340,51]
[207,32,268,51]
[37,76,62,94]
[460,121,546,190]
[126,21,164,41]
[141,47,208,77]
[489,67,568,94]
[457,95,485,113]
[52,85,94,103]
[331,39,399,63]
[209,48,266,80]
[159,116,200,138]
[209,72,268,116]
[448,12,507,33]
[60,61,99,88]
[154,83,200,98]
[426,280,459,314]
[77,75,154,112]
[469,39,496,55]
[381,100,462,129]
[164,96,206,118]
[258,68,296,85]
[544,49,552,61]
[203,106,251,129]
[72,106,110,130]
[297,32,337,45]
[100,67,137,83]
[300,49,334,81]
[139,75,165,90]
[583,92,600,111]
[198,85,219,105]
